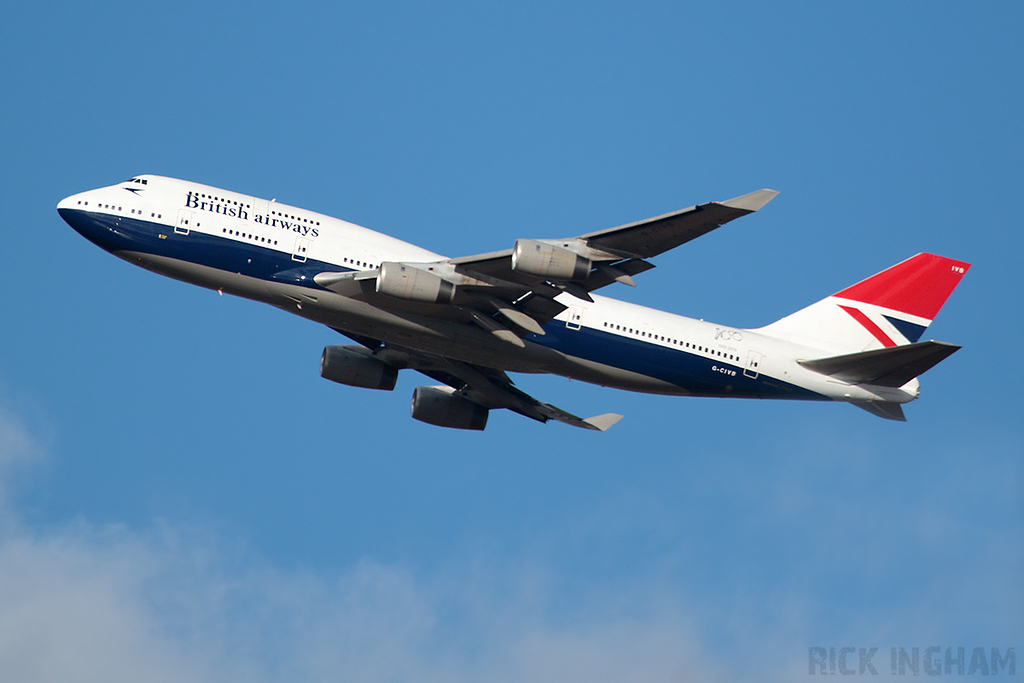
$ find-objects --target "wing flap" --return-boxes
[583,259,655,292]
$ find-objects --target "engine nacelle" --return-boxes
[320,345,398,391]
[376,262,455,304]
[511,239,591,281]
[410,386,489,431]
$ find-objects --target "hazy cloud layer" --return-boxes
[0,408,730,683]
[0,523,725,683]
[0,405,1017,683]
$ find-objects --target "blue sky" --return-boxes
[1,2,1020,680]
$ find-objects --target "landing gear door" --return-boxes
[744,351,763,379]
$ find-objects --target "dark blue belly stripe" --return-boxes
[531,321,825,400]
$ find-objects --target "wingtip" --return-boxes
[583,413,624,431]
[720,188,779,213]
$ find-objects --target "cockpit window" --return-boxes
[123,177,148,185]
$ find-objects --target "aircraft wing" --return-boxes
[448,188,778,278]
[574,189,779,258]
[373,342,622,431]
[440,189,778,329]
[316,189,777,344]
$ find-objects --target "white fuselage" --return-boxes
[57,175,919,407]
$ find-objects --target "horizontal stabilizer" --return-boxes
[853,401,907,422]
[798,340,960,387]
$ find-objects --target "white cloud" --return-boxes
[0,521,730,683]
[0,405,44,514]
[0,407,728,683]
[0,405,1017,683]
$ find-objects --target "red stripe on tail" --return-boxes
[834,253,971,320]
[838,305,897,348]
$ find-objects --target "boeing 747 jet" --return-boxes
[58,176,969,430]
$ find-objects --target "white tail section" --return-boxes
[757,253,970,355]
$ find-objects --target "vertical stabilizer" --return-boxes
[758,253,970,354]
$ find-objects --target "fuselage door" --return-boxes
[175,209,192,235]
[566,305,583,330]
[744,350,763,379]
[292,237,309,262]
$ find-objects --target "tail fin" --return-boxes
[758,253,970,354]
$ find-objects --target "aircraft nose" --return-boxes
[57,192,88,230]
[56,193,78,212]
[57,191,118,251]
[56,190,95,218]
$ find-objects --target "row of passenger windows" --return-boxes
[197,192,249,210]
[219,228,379,267]
[192,193,323,227]
[185,192,324,229]
[343,257,376,269]
[76,200,161,219]
[78,197,365,269]
[271,209,320,226]
[601,321,739,362]
[223,228,278,246]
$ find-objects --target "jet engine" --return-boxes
[320,345,398,390]
[376,262,456,304]
[511,239,591,281]
[410,386,489,430]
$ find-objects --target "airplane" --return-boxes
[57,175,970,431]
